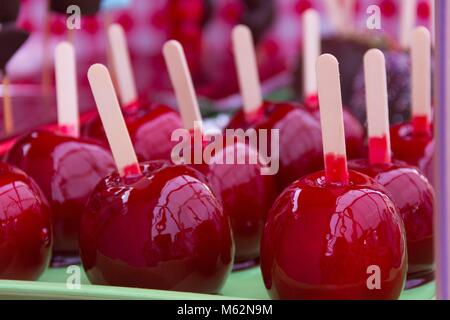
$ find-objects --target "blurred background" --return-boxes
[0,0,433,140]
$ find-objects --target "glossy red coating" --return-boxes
[79,161,234,293]
[324,153,349,185]
[226,101,324,192]
[261,170,407,300]
[5,130,116,256]
[348,159,434,288]
[390,121,434,184]
[82,101,183,162]
[0,162,52,280]
[304,96,365,160]
[187,137,277,264]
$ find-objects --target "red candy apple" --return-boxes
[390,121,434,183]
[0,162,52,280]
[183,134,277,266]
[261,170,407,300]
[5,130,115,261]
[5,42,116,263]
[206,140,276,265]
[390,27,434,184]
[164,40,277,266]
[349,48,434,289]
[226,102,323,192]
[83,63,234,293]
[80,161,234,292]
[260,54,407,300]
[349,160,434,288]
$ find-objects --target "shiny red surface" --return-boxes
[261,170,407,300]
[390,121,434,184]
[82,101,183,162]
[304,97,365,160]
[324,153,349,185]
[0,162,52,280]
[348,159,434,287]
[5,130,116,255]
[79,161,234,293]
[368,136,391,165]
[226,101,323,192]
[189,138,277,263]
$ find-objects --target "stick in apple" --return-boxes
[400,0,417,49]
[302,9,321,101]
[88,64,141,177]
[41,0,52,98]
[364,49,392,165]
[163,40,203,133]
[163,40,204,165]
[108,23,138,107]
[2,73,13,136]
[231,25,263,122]
[55,41,79,137]
[316,54,349,185]
[411,26,432,134]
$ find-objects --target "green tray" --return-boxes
[0,266,435,300]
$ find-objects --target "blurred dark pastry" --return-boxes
[0,0,20,24]
[50,0,101,16]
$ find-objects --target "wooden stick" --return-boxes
[232,25,263,118]
[163,40,203,132]
[316,54,348,185]
[42,0,52,98]
[302,9,321,99]
[88,64,141,177]
[2,74,14,136]
[55,42,79,137]
[411,26,432,133]
[364,49,392,165]
[108,23,138,107]
[67,27,75,45]
[400,0,417,49]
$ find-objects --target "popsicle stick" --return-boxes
[108,23,138,107]
[324,0,346,33]
[55,42,79,137]
[399,0,417,49]
[2,75,13,136]
[88,64,141,177]
[364,49,392,165]
[231,25,263,119]
[67,28,75,44]
[411,26,432,133]
[302,9,321,99]
[316,54,348,185]
[163,40,203,132]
